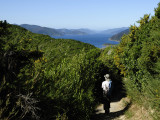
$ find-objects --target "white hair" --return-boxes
[104,74,110,81]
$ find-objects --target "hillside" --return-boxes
[56,28,88,35]
[100,3,160,119]
[0,21,105,120]
[19,24,87,36]
[19,24,62,36]
[109,29,129,41]
[100,27,128,35]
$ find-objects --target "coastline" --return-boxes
[101,38,120,49]
[108,38,120,42]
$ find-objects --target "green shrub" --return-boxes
[110,3,160,118]
[0,20,106,119]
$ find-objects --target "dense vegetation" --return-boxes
[1,2,160,120]
[100,3,160,119]
[0,21,107,120]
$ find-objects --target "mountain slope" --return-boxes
[19,24,130,37]
[19,24,87,36]
[56,28,87,35]
[20,24,62,36]
[109,29,129,41]
[1,21,104,120]
[101,27,128,35]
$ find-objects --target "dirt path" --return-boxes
[91,97,130,120]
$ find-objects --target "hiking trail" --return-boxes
[91,97,130,120]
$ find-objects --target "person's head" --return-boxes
[104,74,110,81]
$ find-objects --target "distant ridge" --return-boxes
[18,24,129,37]
[101,27,128,35]
[20,24,62,36]
[19,24,87,36]
[109,28,129,41]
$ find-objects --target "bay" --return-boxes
[52,34,119,48]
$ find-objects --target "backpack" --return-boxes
[104,80,112,96]
[108,80,112,95]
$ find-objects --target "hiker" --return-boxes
[102,74,112,114]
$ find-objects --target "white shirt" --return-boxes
[102,80,110,91]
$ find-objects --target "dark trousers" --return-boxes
[103,91,111,113]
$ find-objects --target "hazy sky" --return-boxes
[0,0,159,30]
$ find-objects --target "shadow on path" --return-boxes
[91,102,131,120]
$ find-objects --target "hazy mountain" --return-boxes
[110,29,129,41]
[19,24,87,36]
[18,24,129,37]
[100,27,129,35]
[57,28,87,35]
[20,24,63,36]
[76,28,97,34]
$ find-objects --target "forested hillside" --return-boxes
[19,24,87,36]
[0,21,107,120]
[100,3,160,119]
[109,29,129,41]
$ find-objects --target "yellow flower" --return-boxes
[35,59,40,63]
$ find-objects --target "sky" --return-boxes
[0,0,160,30]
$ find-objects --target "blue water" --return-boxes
[52,34,119,48]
